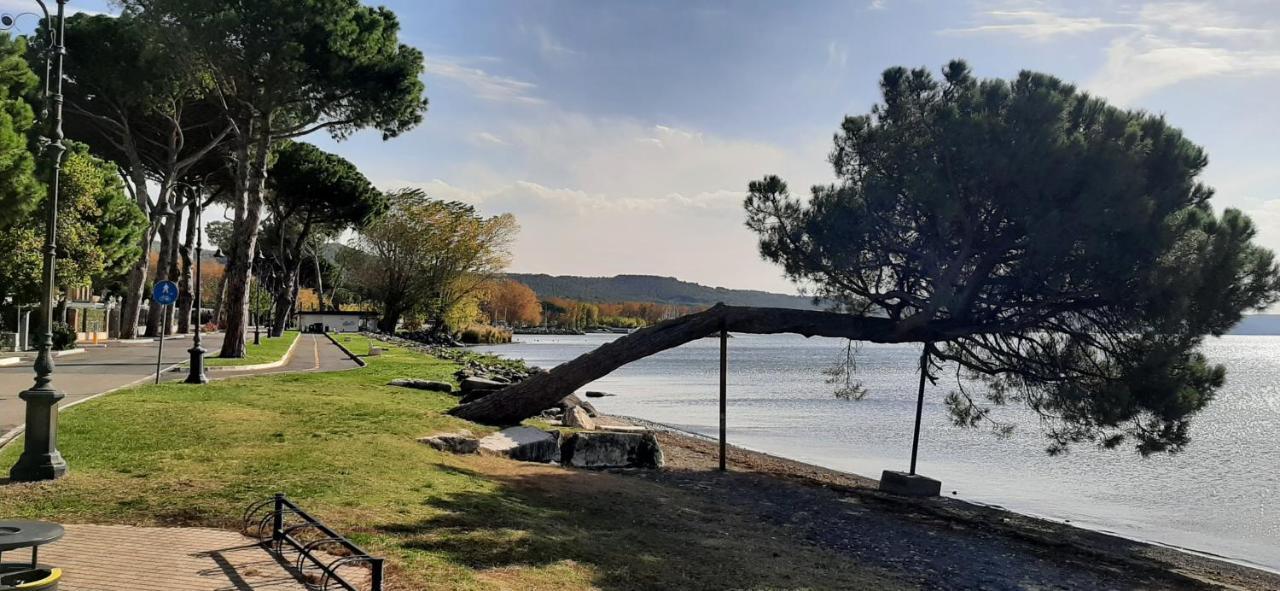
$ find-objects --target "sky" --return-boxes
[6,0,1280,295]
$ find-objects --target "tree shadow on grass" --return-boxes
[377,462,900,591]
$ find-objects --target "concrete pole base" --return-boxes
[879,470,941,497]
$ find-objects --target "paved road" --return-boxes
[0,333,359,435]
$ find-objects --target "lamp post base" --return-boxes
[9,387,68,482]
[878,470,940,497]
[184,345,207,384]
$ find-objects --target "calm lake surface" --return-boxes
[475,333,1280,572]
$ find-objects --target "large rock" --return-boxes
[479,427,560,463]
[388,378,454,394]
[563,405,596,430]
[418,431,479,454]
[561,432,663,469]
[559,394,599,417]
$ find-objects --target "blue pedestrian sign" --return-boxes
[152,280,179,306]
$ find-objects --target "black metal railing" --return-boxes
[243,493,384,591]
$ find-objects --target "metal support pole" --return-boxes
[272,493,285,545]
[370,557,384,591]
[185,203,207,384]
[909,343,930,475]
[155,305,169,384]
[10,0,69,482]
[719,326,727,472]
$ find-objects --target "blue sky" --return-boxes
[10,0,1280,294]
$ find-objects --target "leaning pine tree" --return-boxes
[453,61,1280,456]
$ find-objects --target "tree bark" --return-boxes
[118,224,155,339]
[312,246,325,311]
[449,304,966,425]
[271,265,298,336]
[219,121,270,358]
[177,198,198,334]
[144,205,180,336]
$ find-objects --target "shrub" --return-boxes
[458,324,511,344]
[51,321,77,350]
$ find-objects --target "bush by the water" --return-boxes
[51,322,77,351]
[459,324,511,344]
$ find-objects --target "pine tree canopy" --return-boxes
[745,60,1280,455]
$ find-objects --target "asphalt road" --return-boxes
[0,333,360,435]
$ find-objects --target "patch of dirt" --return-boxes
[633,425,1280,591]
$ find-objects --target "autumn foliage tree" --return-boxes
[347,190,517,333]
[480,280,541,327]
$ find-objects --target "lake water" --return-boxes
[475,333,1280,572]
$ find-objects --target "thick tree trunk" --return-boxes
[219,124,271,358]
[119,225,155,339]
[144,209,178,336]
[313,249,325,311]
[449,304,962,425]
[213,276,227,328]
[118,157,155,340]
[177,199,198,334]
[270,266,298,337]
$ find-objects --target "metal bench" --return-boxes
[243,494,384,591]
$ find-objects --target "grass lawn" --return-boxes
[0,335,899,591]
[205,330,300,367]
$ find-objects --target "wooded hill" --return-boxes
[506,273,819,310]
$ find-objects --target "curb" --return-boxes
[207,332,302,372]
[0,357,19,367]
[117,335,189,344]
[325,333,367,367]
[55,348,85,357]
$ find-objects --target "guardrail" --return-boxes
[242,493,384,591]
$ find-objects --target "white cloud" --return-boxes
[948,2,1280,104]
[427,56,544,105]
[468,131,509,147]
[529,24,579,62]
[1090,34,1280,104]
[943,10,1134,40]
[374,113,829,293]
[868,0,888,10]
[827,41,849,68]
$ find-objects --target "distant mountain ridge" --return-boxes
[506,273,819,310]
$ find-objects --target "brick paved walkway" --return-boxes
[39,524,311,590]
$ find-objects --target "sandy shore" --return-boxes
[599,415,1280,590]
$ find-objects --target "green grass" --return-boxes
[205,330,300,366]
[0,335,901,591]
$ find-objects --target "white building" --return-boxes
[295,311,378,333]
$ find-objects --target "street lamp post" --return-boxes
[7,0,69,482]
[184,201,207,384]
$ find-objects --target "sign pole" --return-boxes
[151,280,179,384]
[155,304,169,384]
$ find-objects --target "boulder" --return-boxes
[584,391,615,398]
[560,432,664,469]
[461,377,506,393]
[388,379,454,394]
[563,405,596,430]
[559,394,599,417]
[418,431,479,454]
[479,427,560,463]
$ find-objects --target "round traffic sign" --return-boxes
[152,280,179,306]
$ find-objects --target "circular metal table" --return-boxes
[0,520,63,590]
